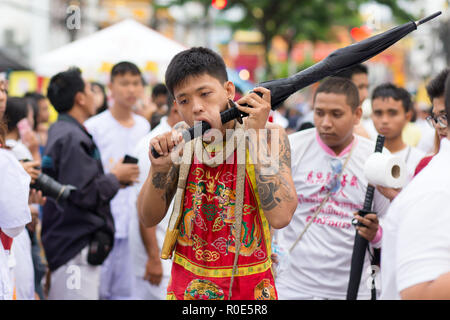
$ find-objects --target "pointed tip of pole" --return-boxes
[416,11,442,26]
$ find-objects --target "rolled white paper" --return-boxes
[363,152,407,189]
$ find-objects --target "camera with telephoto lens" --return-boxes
[23,160,76,202]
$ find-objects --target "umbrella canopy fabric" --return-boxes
[259,21,419,109]
[34,19,186,79]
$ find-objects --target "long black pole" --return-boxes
[346,135,385,300]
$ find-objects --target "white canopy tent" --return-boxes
[33,19,187,82]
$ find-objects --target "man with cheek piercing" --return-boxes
[138,47,297,300]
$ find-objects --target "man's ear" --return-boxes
[108,82,113,98]
[74,91,85,107]
[224,81,236,100]
[405,110,413,122]
[353,106,363,125]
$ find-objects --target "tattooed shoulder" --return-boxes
[265,126,291,170]
[254,127,294,212]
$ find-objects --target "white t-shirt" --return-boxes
[0,149,31,230]
[276,128,390,300]
[85,109,150,239]
[393,145,425,183]
[270,110,289,128]
[128,116,173,297]
[0,149,31,300]
[380,138,450,300]
[5,139,33,161]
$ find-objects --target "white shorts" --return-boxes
[132,274,170,300]
[99,238,134,300]
[48,246,100,300]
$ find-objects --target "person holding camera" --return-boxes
[41,68,139,300]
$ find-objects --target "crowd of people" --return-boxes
[0,45,449,300]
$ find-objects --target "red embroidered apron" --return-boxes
[166,150,277,300]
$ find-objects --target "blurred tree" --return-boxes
[156,0,413,79]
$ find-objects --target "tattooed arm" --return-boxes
[138,123,187,227]
[250,123,297,229]
[235,87,296,229]
[138,162,179,227]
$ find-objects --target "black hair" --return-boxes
[426,68,450,101]
[24,92,45,130]
[91,82,108,114]
[152,83,168,98]
[165,47,228,97]
[372,83,412,113]
[334,64,368,80]
[314,77,360,111]
[150,93,175,130]
[297,121,315,132]
[24,92,46,101]
[4,97,31,132]
[445,73,450,118]
[47,68,85,113]
[110,61,141,82]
